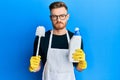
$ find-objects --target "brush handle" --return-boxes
[36,36,41,56]
[35,26,45,56]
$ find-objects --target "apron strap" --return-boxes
[66,31,70,43]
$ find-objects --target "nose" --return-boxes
[57,16,61,21]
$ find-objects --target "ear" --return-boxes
[66,14,70,20]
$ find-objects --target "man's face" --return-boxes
[50,7,69,30]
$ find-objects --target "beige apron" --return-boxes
[42,30,76,80]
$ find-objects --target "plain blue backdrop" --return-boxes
[0,0,120,80]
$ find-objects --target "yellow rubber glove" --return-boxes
[77,60,87,70]
[29,56,41,72]
[72,49,85,62]
[72,49,87,70]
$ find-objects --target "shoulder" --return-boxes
[68,30,74,39]
[45,30,51,37]
[41,30,51,42]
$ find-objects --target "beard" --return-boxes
[53,21,66,30]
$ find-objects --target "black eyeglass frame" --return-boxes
[50,14,68,20]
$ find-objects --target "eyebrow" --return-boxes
[50,13,68,16]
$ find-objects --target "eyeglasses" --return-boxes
[50,14,68,20]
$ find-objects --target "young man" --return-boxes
[29,1,87,80]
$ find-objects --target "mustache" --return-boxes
[56,21,63,24]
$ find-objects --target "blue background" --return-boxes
[0,0,120,80]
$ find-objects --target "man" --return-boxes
[29,1,87,80]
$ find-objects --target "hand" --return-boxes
[77,60,87,70]
[29,65,41,72]
[72,49,87,70]
[72,49,85,62]
[29,56,41,72]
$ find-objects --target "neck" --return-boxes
[53,28,67,35]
